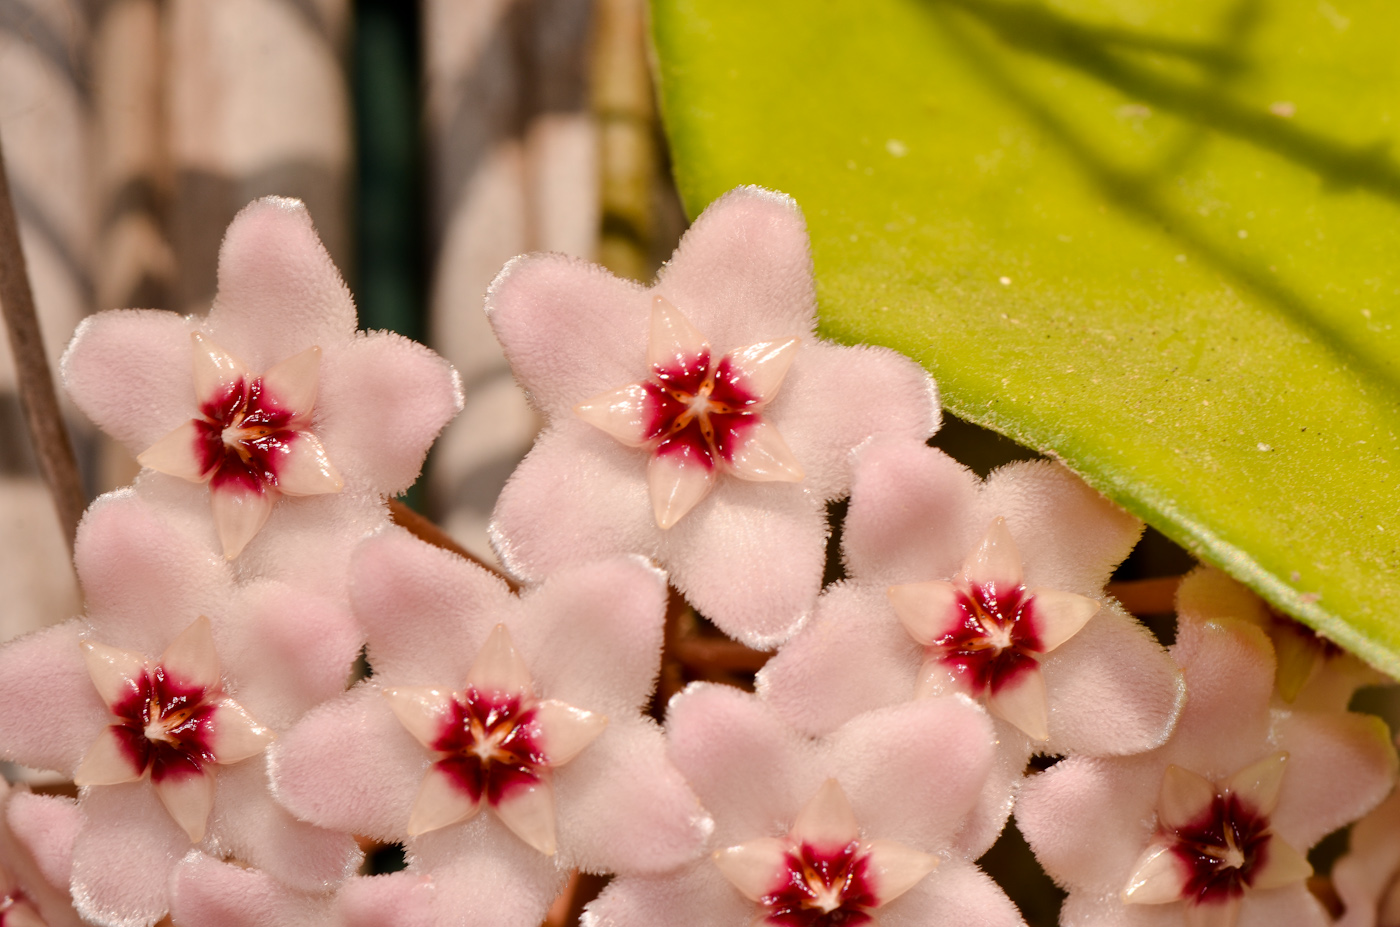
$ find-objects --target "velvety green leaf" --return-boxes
[651,0,1400,673]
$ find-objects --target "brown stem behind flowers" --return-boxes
[0,133,87,555]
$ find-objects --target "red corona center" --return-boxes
[195,376,298,493]
[931,580,1044,697]
[107,667,217,783]
[430,688,547,806]
[643,350,762,471]
[761,841,879,927]
[1168,793,1272,905]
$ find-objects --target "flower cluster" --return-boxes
[0,187,1394,927]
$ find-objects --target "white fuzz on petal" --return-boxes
[648,451,715,529]
[210,482,276,559]
[791,779,860,851]
[713,837,788,902]
[647,295,710,373]
[534,700,607,766]
[191,331,247,401]
[1157,765,1217,832]
[1025,588,1100,653]
[466,624,534,697]
[1121,843,1190,905]
[493,779,558,856]
[275,432,344,496]
[986,665,1050,741]
[79,639,148,711]
[1249,834,1313,890]
[260,344,321,415]
[962,517,1024,592]
[725,338,799,401]
[888,581,964,646]
[137,420,208,482]
[1223,752,1288,817]
[862,838,939,905]
[382,687,458,750]
[154,769,218,843]
[407,763,481,836]
[207,698,274,765]
[159,616,221,693]
[74,726,145,785]
[727,420,805,483]
[574,384,654,446]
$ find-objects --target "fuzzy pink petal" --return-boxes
[1038,607,1184,756]
[260,344,321,415]
[827,699,996,850]
[1270,709,1398,850]
[580,862,750,927]
[877,858,1025,927]
[758,584,923,736]
[160,616,221,693]
[1016,753,1163,895]
[268,684,427,843]
[663,477,825,648]
[1334,790,1400,927]
[1167,618,1276,776]
[207,762,362,890]
[842,440,982,586]
[790,778,859,849]
[553,718,711,875]
[770,342,939,500]
[489,423,653,583]
[486,251,652,420]
[316,331,462,495]
[170,852,329,927]
[75,490,231,652]
[979,461,1143,593]
[665,684,812,843]
[69,783,188,927]
[351,529,515,684]
[409,816,566,927]
[6,792,82,890]
[216,581,362,727]
[510,557,667,716]
[335,872,436,927]
[0,620,108,773]
[652,187,817,349]
[204,197,356,371]
[61,308,194,453]
[956,720,1031,858]
[647,295,711,371]
[224,491,386,600]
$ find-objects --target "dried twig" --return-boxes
[0,130,86,553]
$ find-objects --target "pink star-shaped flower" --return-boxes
[485,186,939,646]
[0,491,363,926]
[1,779,83,927]
[62,196,461,559]
[1333,781,1400,927]
[1016,616,1398,927]
[268,530,710,927]
[583,684,1024,927]
[758,438,1184,853]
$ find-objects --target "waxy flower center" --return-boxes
[764,841,878,927]
[645,351,761,470]
[1168,793,1271,904]
[433,687,547,805]
[110,666,216,782]
[197,378,296,492]
[934,581,1041,695]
